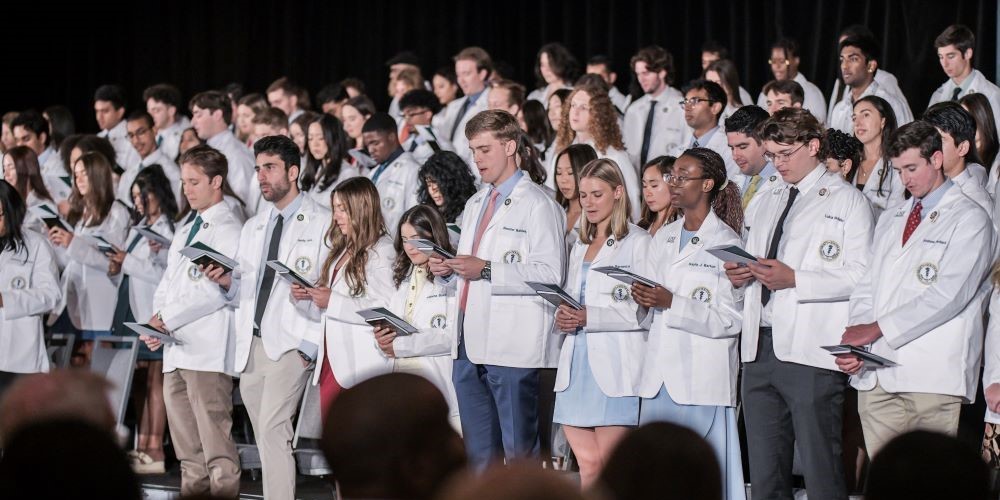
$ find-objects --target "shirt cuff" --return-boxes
[298,340,319,362]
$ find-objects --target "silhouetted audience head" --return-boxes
[597,422,721,500]
[0,369,116,444]
[322,373,465,500]
[436,461,585,500]
[865,430,989,500]
[0,419,141,500]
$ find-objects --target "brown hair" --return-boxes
[392,68,424,96]
[556,84,625,153]
[4,146,53,202]
[67,152,116,227]
[253,107,289,130]
[453,47,494,78]
[758,107,824,145]
[188,91,232,125]
[491,80,526,109]
[630,45,675,84]
[578,159,632,243]
[554,143,598,208]
[465,109,521,143]
[177,145,245,219]
[319,177,387,296]
[762,79,805,105]
[238,93,270,114]
[638,156,680,230]
[392,205,453,288]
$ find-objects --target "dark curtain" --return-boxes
[3,0,995,131]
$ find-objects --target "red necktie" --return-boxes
[902,200,923,246]
[459,190,501,311]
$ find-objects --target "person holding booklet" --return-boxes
[549,158,650,488]
[48,151,130,358]
[835,121,995,457]
[3,146,60,236]
[290,176,395,416]
[369,204,462,430]
[140,145,243,497]
[106,166,176,474]
[631,148,746,500]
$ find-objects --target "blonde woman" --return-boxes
[552,158,651,488]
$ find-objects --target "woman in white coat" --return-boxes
[302,114,360,209]
[0,181,61,395]
[372,205,461,430]
[291,177,395,414]
[3,146,61,235]
[630,148,746,500]
[551,158,651,488]
[554,144,598,243]
[637,155,679,237]
[852,96,906,215]
[107,166,177,472]
[47,151,130,351]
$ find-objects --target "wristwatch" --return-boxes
[480,261,492,281]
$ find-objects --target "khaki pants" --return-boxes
[239,337,309,500]
[163,369,241,498]
[858,381,963,458]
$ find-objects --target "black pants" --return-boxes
[0,371,23,401]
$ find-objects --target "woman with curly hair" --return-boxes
[821,128,865,184]
[417,151,477,227]
[554,84,640,220]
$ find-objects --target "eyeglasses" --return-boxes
[768,58,791,66]
[401,109,432,119]
[126,127,151,139]
[679,97,717,108]
[663,174,710,186]
[763,143,807,163]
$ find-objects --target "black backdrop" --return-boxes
[3,0,996,132]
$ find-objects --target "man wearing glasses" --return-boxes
[680,80,743,186]
[399,89,454,165]
[124,110,182,206]
[755,39,827,123]
[724,107,874,500]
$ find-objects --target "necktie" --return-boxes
[640,100,657,166]
[253,214,284,334]
[111,233,148,334]
[902,200,923,246]
[693,139,701,148]
[459,190,501,311]
[761,187,799,306]
[951,87,962,102]
[185,215,203,246]
[371,162,389,184]
[450,98,474,142]
[185,211,198,225]
[408,139,419,152]
[742,175,762,209]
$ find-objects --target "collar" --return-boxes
[791,165,827,195]
[207,130,234,148]
[271,193,305,222]
[491,169,524,199]
[103,120,127,138]
[793,72,809,86]
[693,126,719,145]
[38,146,56,164]
[915,178,952,211]
[376,148,405,169]
[845,79,879,104]
[141,148,166,165]
[466,89,485,105]
[951,69,977,91]
[758,161,777,180]
[197,199,230,224]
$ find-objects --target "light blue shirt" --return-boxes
[690,126,719,149]
[742,161,777,192]
[679,227,698,250]
[473,169,524,230]
[914,179,952,221]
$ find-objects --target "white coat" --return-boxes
[0,231,61,373]
[111,216,174,326]
[448,175,567,367]
[638,212,743,406]
[207,130,259,216]
[740,167,875,370]
[306,160,361,210]
[432,99,464,148]
[156,116,191,162]
[543,141,641,222]
[367,151,421,236]
[443,89,491,173]
[951,168,994,223]
[386,271,460,419]
[402,125,455,166]
[929,69,1000,131]
[232,196,332,372]
[849,186,994,402]
[827,70,911,126]
[676,127,746,188]
[756,72,828,123]
[858,158,907,217]
[554,226,651,397]
[153,201,242,373]
[623,88,687,168]
[98,120,142,171]
[827,80,913,135]
[117,149,182,207]
[315,236,397,387]
[62,202,131,331]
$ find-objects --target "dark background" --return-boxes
[3,0,996,132]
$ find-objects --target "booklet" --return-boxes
[265,260,314,288]
[179,241,238,275]
[415,125,451,153]
[30,204,72,232]
[410,238,456,260]
[81,233,117,255]
[447,224,461,235]
[124,322,182,345]
[357,307,418,335]
[525,281,583,310]
[706,244,758,265]
[821,344,898,368]
[348,149,377,169]
[591,266,661,288]
[134,225,172,246]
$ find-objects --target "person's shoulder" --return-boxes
[623,223,652,243]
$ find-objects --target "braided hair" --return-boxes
[678,148,743,233]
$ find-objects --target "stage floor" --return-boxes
[139,466,335,500]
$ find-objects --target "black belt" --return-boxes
[759,326,772,336]
[253,327,261,337]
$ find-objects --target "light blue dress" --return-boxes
[639,228,746,500]
[553,261,640,427]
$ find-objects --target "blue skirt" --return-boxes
[552,332,639,427]
[640,385,746,500]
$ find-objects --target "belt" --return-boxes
[253,327,261,337]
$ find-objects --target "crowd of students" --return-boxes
[1,21,1000,500]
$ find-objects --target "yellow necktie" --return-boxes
[742,175,762,209]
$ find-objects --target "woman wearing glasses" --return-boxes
[631,148,746,500]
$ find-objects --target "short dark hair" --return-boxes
[252,107,289,130]
[839,34,881,63]
[771,38,800,60]
[724,105,770,141]
[762,80,805,105]
[222,82,245,103]
[344,95,376,118]
[465,109,521,142]
[10,110,49,144]
[316,83,344,106]
[701,40,729,60]
[142,83,183,109]
[887,120,943,162]
[125,110,154,130]
[587,54,615,71]
[682,79,728,121]
[253,134,301,171]
[398,89,441,115]
[759,107,824,145]
[361,112,398,134]
[934,24,975,53]
[630,45,675,84]
[922,101,982,164]
[267,76,299,97]
[188,91,232,125]
[93,84,126,109]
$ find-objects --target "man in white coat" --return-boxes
[827,25,911,123]
[428,110,566,469]
[142,145,243,498]
[724,105,780,210]
[755,39,827,123]
[399,89,454,166]
[922,103,994,217]
[622,45,686,168]
[94,84,142,172]
[587,55,631,115]
[189,91,259,216]
[144,83,190,161]
[679,80,744,187]
[445,47,493,172]
[9,111,70,202]
[928,25,1000,129]
[124,111,183,206]
[828,35,913,134]
[723,107,874,500]
[206,135,330,500]
[836,120,995,457]
[363,113,421,235]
